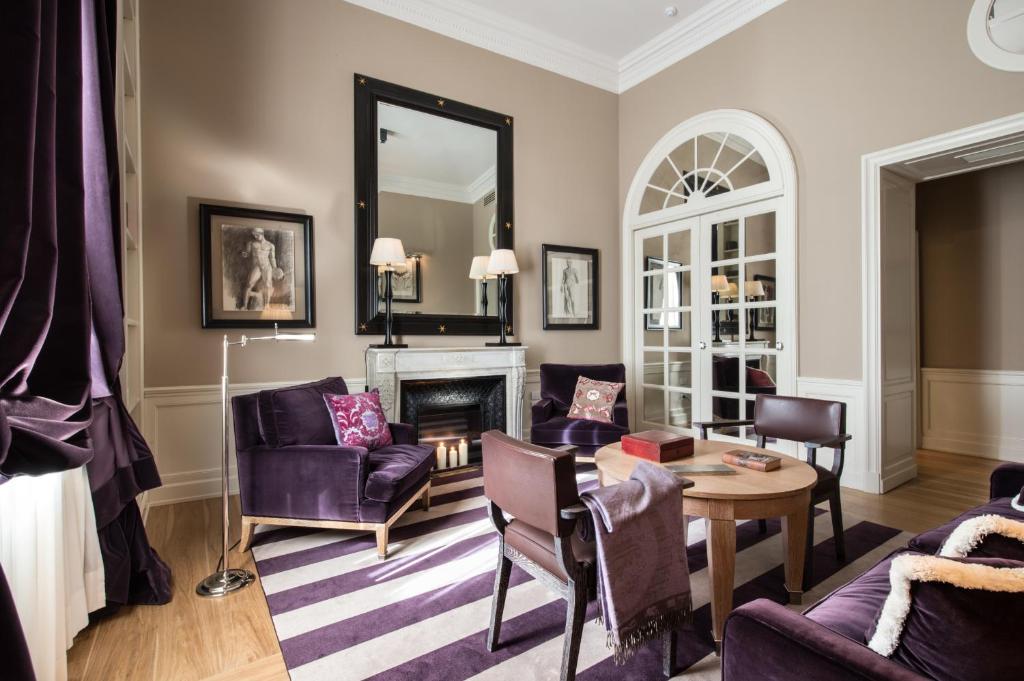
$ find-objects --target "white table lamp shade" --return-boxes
[745,280,766,297]
[711,274,730,292]
[369,237,406,267]
[487,249,519,275]
[469,255,493,280]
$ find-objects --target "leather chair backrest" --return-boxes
[539,363,626,412]
[753,394,845,443]
[482,430,579,537]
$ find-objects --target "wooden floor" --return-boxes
[66,449,1002,681]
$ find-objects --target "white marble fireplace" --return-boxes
[365,346,527,440]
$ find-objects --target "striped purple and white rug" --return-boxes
[250,464,911,680]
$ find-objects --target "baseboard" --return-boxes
[143,370,541,507]
[920,368,1024,462]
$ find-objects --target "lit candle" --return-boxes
[436,442,446,470]
[448,446,458,468]
[458,439,469,467]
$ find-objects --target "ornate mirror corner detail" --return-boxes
[354,75,514,336]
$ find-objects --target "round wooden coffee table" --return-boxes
[595,440,817,650]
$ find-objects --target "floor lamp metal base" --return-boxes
[196,568,255,598]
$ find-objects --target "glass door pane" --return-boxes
[700,205,779,442]
[635,218,697,432]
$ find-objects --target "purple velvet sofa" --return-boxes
[722,463,1024,680]
[231,377,434,559]
[529,363,629,456]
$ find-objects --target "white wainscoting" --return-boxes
[920,368,1024,462]
[796,377,872,493]
[142,371,542,508]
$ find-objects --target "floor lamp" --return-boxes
[196,323,316,598]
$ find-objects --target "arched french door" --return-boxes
[621,110,798,449]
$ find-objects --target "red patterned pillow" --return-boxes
[566,376,624,423]
[323,390,393,450]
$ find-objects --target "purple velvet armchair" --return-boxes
[529,363,629,456]
[722,463,1024,681]
[231,377,434,560]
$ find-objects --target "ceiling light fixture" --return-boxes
[664,5,678,17]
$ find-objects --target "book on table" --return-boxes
[665,463,736,476]
[621,430,694,462]
[722,449,782,471]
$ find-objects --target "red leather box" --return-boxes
[621,430,694,462]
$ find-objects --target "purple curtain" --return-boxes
[1,0,171,624]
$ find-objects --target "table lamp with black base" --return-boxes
[196,324,316,598]
[485,248,520,347]
[369,237,408,348]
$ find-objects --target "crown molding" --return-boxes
[344,0,787,94]
[380,173,482,203]
[618,0,787,92]
[466,165,496,204]
[343,0,619,92]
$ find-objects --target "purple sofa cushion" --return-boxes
[908,497,1024,559]
[803,549,904,644]
[530,416,628,447]
[257,377,349,447]
[364,444,434,503]
[864,555,1024,681]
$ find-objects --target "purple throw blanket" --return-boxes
[580,461,691,663]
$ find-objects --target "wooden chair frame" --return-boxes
[238,480,431,560]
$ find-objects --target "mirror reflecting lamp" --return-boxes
[370,237,408,347]
[745,279,766,340]
[469,255,496,316]
[486,249,520,346]
[711,274,730,342]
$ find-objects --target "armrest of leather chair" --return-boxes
[722,600,929,681]
[693,419,755,440]
[235,444,370,521]
[388,421,417,445]
[990,463,1024,500]
[532,398,555,425]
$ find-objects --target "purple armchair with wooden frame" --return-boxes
[530,363,629,456]
[231,377,434,560]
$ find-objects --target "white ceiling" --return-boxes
[378,103,496,203]
[344,0,786,92]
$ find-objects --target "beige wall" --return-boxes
[917,161,1024,371]
[618,0,1024,381]
[378,192,476,315]
[141,0,620,387]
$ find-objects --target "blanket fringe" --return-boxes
[607,596,692,665]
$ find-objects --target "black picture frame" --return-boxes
[643,256,684,330]
[354,74,514,336]
[377,256,422,303]
[542,244,599,330]
[199,203,315,329]
[753,274,776,331]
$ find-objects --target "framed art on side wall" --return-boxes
[542,244,598,330]
[199,203,315,328]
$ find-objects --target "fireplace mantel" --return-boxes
[365,346,528,439]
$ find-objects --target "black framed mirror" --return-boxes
[354,74,514,336]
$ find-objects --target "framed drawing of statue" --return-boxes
[199,203,315,328]
[542,244,598,330]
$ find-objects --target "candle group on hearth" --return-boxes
[435,439,470,470]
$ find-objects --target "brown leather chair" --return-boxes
[481,430,683,681]
[695,394,851,590]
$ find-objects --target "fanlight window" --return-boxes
[639,133,770,214]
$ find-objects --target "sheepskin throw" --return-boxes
[939,514,1024,558]
[866,553,1024,657]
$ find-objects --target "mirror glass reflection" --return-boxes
[377,102,498,316]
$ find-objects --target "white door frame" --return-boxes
[622,109,799,432]
[861,112,1024,492]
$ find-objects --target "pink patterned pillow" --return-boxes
[566,376,624,424]
[323,390,393,450]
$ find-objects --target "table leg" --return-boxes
[705,518,736,653]
[782,498,810,604]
